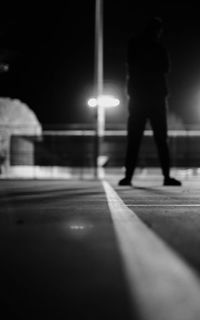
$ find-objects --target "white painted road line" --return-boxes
[102,180,200,320]
[127,204,200,207]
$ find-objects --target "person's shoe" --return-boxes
[118,177,132,186]
[163,177,182,186]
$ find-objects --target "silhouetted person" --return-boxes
[119,17,181,186]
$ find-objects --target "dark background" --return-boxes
[1,1,200,128]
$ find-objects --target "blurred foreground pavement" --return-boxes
[1,171,200,319]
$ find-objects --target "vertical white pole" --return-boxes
[95,0,105,178]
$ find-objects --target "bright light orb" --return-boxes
[98,95,120,107]
[88,98,98,107]
[88,95,120,108]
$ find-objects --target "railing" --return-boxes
[9,130,200,168]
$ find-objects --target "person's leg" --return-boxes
[150,107,170,178]
[150,104,181,186]
[119,106,146,185]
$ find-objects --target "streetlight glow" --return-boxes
[88,95,120,108]
[88,98,98,107]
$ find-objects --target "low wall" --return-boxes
[9,130,200,168]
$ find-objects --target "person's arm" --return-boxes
[162,45,170,74]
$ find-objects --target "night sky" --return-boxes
[1,1,200,128]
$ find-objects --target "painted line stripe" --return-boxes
[42,129,200,137]
[127,204,200,207]
[102,180,200,320]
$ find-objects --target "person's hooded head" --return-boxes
[143,17,163,40]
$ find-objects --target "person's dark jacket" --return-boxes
[127,34,170,97]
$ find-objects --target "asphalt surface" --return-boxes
[1,173,200,319]
[114,174,200,274]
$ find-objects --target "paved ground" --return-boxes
[113,173,200,273]
[1,172,200,319]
